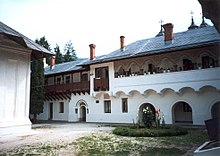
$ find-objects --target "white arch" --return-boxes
[127,62,139,74]
[208,99,220,118]
[178,87,196,95]
[136,102,157,126]
[143,89,158,97]
[115,91,127,97]
[158,58,174,71]
[128,90,141,96]
[199,85,217,92]
[171,100,193,124]
[76,99,88,107]
[170,99,193,113]
[140,59,155,73]
[160,88,176,96]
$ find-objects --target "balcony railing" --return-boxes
[114,65,219,78]
[94,78,109,91]
[112,67,220,94]
[45,81,90,94]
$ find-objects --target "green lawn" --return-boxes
[74,128,209,156]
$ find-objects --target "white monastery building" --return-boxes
[0,21,53,135]
[38,19,220,126]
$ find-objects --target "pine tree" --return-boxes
[30,58,45,123]
[30,36,50,123]
[35,36,51,65]
[54,44,63,64]
[63,40,77,62]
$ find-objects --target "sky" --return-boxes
[0,0,212,58]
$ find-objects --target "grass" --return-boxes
[74,128,208,156]
[140,147,186,156]
[160,128,210,146]
[1,127,209,156]
[31,125,52,129]
[0,143,66,156]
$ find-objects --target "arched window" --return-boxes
[183,59,194,71]
[159,58,173,72]
[118,66,126,76]
[129,63,139,75]
[201,56,215,68]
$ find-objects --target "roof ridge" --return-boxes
[85,26,219,65]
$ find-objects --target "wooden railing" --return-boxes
[94,78,109,91]
[45,81,90,94]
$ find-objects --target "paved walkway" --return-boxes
[0,122,114,152]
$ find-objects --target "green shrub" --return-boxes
[113,126,188,137]
[142,106,155,128]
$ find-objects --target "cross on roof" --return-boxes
[159,19,164,25]
[190,10,194,18]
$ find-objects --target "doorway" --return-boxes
[138,103,156,126]
[49,102,53,120]
[211,102,220,119]
[80,105,86,122]
[172,101,193,124]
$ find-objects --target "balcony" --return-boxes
[94,78,109,91]
[112,67,220,95]
[45,81,90,94]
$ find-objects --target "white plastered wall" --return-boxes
[0,44,32,135]
[38,100,69,121]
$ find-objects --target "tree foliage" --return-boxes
[30,58,44,123]
[30,36,50,122]
[30,37,78,122]
[35,36,51,51]
[142,106,155,128]
[63,40,77,62]
[54,44,63,64]
[35,36,51,65]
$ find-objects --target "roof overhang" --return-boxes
[0,21,55,60]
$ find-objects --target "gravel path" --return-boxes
[0,122,114,154]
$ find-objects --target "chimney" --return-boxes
[120,36,125,51]
[50,55,55,70]
[89,44,96,60]
[162,23,174,45]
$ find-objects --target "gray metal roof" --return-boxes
[85,26,220,64]
[45,59,88,75]
[45,26,220,76]
[0,21,54,57]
